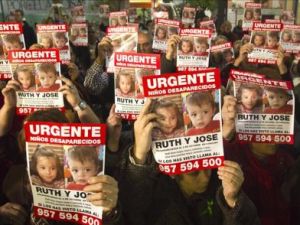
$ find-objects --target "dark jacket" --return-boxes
[118,147,261,225]
[22,21,37,49]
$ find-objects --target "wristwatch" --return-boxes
[73,100,88,112]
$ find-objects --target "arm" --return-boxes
[221,95,237,141]
[59,77,100,123]
[217,160,260,225]
[106,104,122,152]
[84,37,112,96]
[233,43,253,67]
[161,35,181,74]
[0,80,20,137]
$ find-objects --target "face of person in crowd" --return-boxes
[266,91,288,109]
[38,71,57,88]
[267,37,278,48]
[241,89,259,110]
[69,159,98,184]
[177,169,212,196]
[253,35,264,47]
[138,33,152,53]
[4,41,22,51]
[194,43,207,53]
[186,103,214,129]
[41,37,52,49]
[54,37,67,49]
[282,32,291,42]
[18,71,33,90]
[181,40,192,54]
[224,52,233,63]
[36,156,58,184]
[119,74,132,95]
[156,28,166,40]
[156,106,178,134]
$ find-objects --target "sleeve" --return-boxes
[84,61,109,96]
[216,188,261,225]
[160,54,176,74]
[117,146,158,225]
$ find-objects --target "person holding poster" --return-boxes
[118,98,260,225]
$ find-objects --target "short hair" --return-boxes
[244,9,253,18]
[36,63,57,75]
[186,92,215,109]
[268,31,279,41]
[53,32,67,41]
[2,34,22,45]
[15,9,24,17]
[30,145,64,180]
[265,87,291,99]
[194,37,208,47]
[67,146,101,171]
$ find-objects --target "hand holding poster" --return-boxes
[8,49,64,115]
[143,68,224,175]
[36,24,71,63]
[114,52,160,120]
[177,29,211,67]
[248,22,282,64]
[231,70,294,144]
[25,122,106,225]
[0,22,25,80]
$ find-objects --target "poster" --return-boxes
[231,71,294,144]
[25,122,106,225]
[7,49,64,115]
[182,7,196,28]
[143,69,224,175]
[0,22,25,80]
[152,18,180,52]
[71,5,86,23]
[248,22,282,64]
[36,24,71,63]
[109,11,128,27]
[242,2,262,31]
[280,24,300,54]
[114,52,160,120]
[70,23,88,47]
[177,28,211,67]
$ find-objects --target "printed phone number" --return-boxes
[37,208,100,225]
[159,158,222,174]
[238,134,292,143]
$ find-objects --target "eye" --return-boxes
[72,169,78,173]
[204,111,208,114]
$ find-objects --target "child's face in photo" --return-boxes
[4,41,22,51]
[79,29,86,36]
[254,35,264,47]
[157,28,166,40]
[18,71,33,89]
[241,89,259,110]
[186,103,214,129]
[111,18,118,26]
[224,52,233,62]
[156,106,178,134]
[254,12,261,20]
[41,38,52,48]
[38,72,57,88]
[282,33,291,42]
[54,37,67,49]
[36,156,58,184]
[181,41,192,53]
[69,159,98,185]
[194,43,207,53]
[293,33,300,42]
[267,37,278,48]
[119,75,132,94]
[118,18,127,26]
[245,11,253,20]
[266,91,288,109]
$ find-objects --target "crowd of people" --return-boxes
[0,4,300,225]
